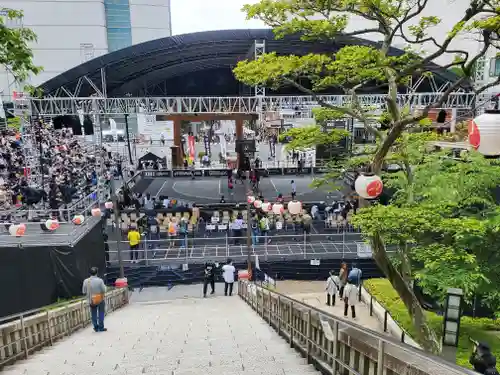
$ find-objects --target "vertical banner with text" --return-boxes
[187,135,195,161]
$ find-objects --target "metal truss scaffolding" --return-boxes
[254,40,266,97]
[21,92,484,116]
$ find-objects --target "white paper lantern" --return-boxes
[288,201,302,215]
[468,113,500,155]
[104,201,113,209]
[355,174,384,199]
[254,199,262,209]
[72,215,85,225]
[45,219,59,231]
[272,203,284,215]
[247,196,255,204]
[354,175,384,199]
[91,208,102,217]
[9,224,26,237]
[261,202,272,213]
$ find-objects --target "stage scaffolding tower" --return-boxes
[14,96,42,187]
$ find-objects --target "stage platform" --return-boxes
[138,175,340,205]
[0,216,102,247]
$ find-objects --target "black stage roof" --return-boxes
[40,29,468,97]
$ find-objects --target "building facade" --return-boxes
[0,0,172,99]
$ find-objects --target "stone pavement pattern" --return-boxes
[3,285,320,375]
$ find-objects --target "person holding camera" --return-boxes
[470,341,499,375]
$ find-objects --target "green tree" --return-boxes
[233,0,500,352]
[0,8,42,83]
[352,150,500,312]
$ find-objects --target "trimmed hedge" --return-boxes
[364,278,500,369]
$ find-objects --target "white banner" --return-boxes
[137,114,174,141]
[356,243,373,258]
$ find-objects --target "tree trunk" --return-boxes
[398,241,412,285]
[371,233,440,353]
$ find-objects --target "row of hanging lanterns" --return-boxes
[9,201,115,237]
[246,195,303,215]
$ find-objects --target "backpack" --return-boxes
[260,218,268,231]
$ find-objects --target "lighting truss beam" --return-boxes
[19,93,483,116]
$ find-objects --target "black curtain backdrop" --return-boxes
[0,223,106,318]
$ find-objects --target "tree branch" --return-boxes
[283,78,383,138]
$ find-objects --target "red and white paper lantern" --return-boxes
[247,195,255,204]
[45,219,59,231]
[254,199,262,209]
[261,202,272,213]
[288,200,302,215]
[104,201,113,209]
[9,224,26,237]
[91,208,102,217]
[355,174,383,199]
[272,203,284,215]
[72,215,85,225]
[468,112,500,156]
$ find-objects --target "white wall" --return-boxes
[306,0,480,66]
[0,0,108,98]
[0,0,172,101]
[130,0,172,45]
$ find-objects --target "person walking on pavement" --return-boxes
[203,261,216,297]
[343,279,358,319]
[222,259,236,296]
[325,271,340,306]
[82,267,107,332]
[348,264,362,287]
[339,262,348,298]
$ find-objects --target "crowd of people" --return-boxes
[0,122,126,222]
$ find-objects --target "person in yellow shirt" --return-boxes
[127,227,141,263]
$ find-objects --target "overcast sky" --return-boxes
[170,0,268,35]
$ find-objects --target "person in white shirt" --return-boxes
[222,259,236,296]
[343,280,358,318]
[325,271,340,306]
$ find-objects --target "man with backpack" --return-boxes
[259,215,271,244]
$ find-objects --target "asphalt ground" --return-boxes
[138,175,341,205]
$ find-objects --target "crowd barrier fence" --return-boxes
[105,232,369,265]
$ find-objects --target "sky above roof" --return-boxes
[171,0,268,35]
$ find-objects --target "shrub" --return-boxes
[364,278,500,369]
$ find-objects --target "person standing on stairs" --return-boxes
[343,279,358,319]
[325,271,340,306]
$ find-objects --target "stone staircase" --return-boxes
[2,284,320,375]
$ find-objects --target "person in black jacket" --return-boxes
[470,342,499,375]
[203,261,216,297]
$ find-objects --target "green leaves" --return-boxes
[0,8,42,83]
[279,125,349,150]
[233,52,332,90]
[353,152,500,307]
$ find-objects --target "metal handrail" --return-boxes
[0,288,128,368]
[239,281,477,375]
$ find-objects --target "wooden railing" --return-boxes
[238,281,477,375]
[0,288,128,368]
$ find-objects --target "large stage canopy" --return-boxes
[39,29,468,98]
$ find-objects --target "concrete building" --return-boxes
[0,0,172,99]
